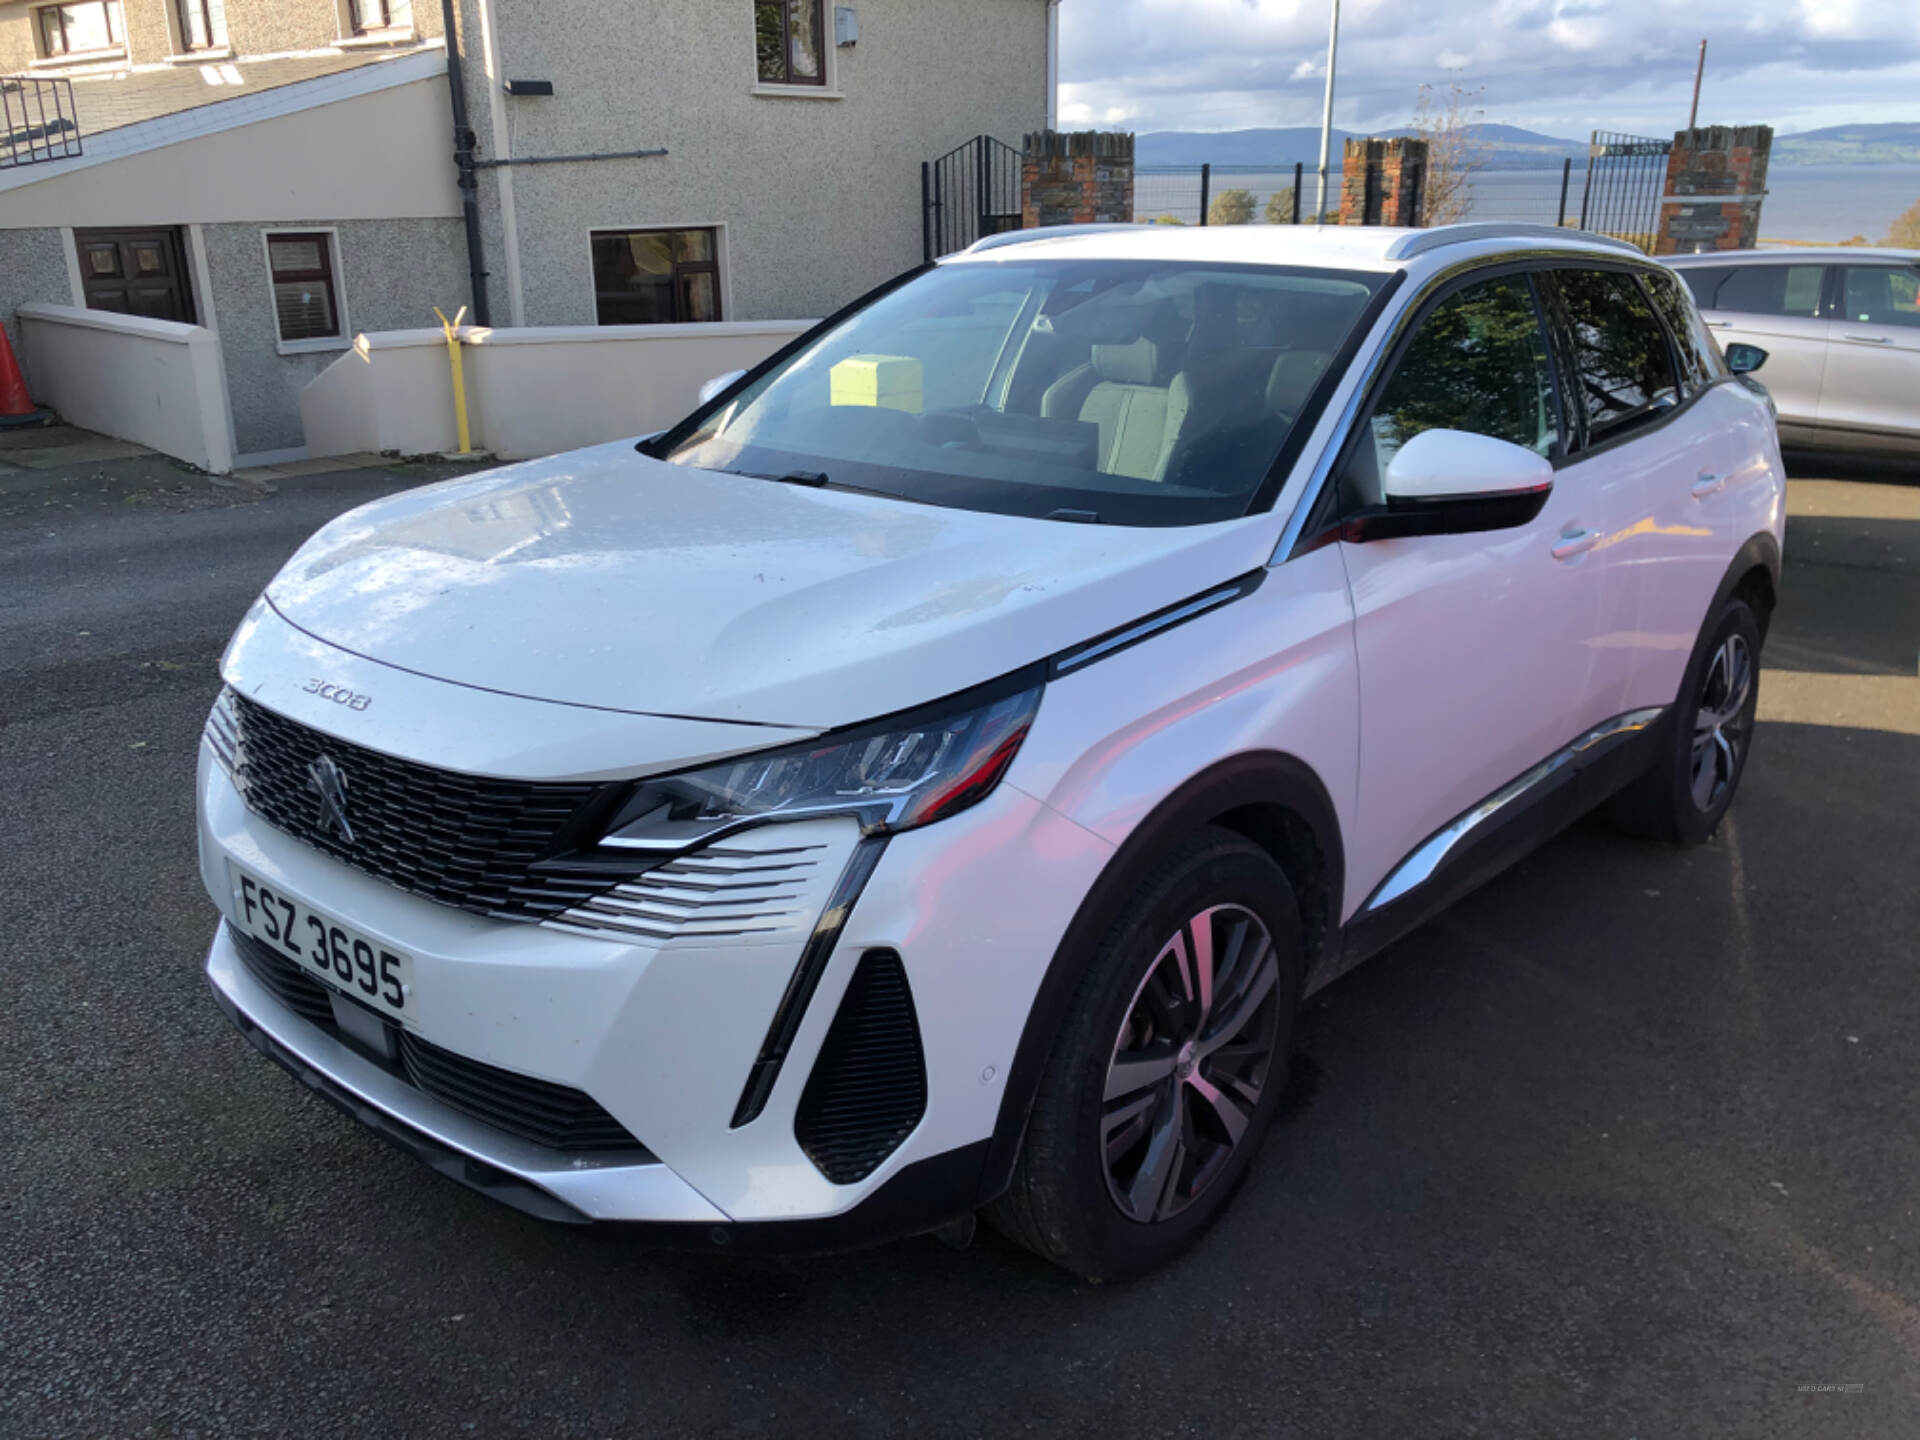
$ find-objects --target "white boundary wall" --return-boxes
[17,304,236,473]
[302,320,815,462]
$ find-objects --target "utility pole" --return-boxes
[1687,38,1707,131]
[1314,0,1340,222]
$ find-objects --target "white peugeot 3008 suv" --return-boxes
[200,223,1784,1279]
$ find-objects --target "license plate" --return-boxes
[230,865,413,1021]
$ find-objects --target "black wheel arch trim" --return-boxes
[980,750,1344,1201]
[1713,530,1782,640]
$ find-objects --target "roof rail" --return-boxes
[964,223,1154,255]
[1384,223,1644,262]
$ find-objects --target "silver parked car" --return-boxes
[1666,248,1920,456]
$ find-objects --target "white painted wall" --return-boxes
[17,303,235,473]
[302,319,814,462]
[0,77,460,228]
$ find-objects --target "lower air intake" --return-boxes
[794,949,927,1184]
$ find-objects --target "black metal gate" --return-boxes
[922,136,1023,262]
[1577,131,1672,250]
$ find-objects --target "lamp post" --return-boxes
[1314,0,1340,222]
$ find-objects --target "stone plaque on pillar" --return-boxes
[1655,125,1772,255]
[1022,131,1136,229]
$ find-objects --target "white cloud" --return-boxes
[1058,0,1920,137]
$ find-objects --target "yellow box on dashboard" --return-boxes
[830,354,923,412]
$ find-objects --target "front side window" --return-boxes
[1640,268,1725,394]
[1547,269,1680,446]
[659,259,1388,527]
[267,232,343,344]
[36,1,123,56]
[175,0,226,50]
[348,0,411,35]
[1358,274,1560,482]
[1838,265,1920,329]
[1702,263,1825,318]
[591,229,722,325]
[754,0,824,86]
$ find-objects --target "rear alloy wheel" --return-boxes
[1609,598,1762,843]
[989,828,1303,1281]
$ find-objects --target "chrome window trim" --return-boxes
[1049,571,1264,677]
[1364,706,1666,912]
[1268,246,1668,567]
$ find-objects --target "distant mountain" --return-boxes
[1773,123,1920,165]
[1135,124,1587,172]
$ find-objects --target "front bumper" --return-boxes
[198,712,1114,1236]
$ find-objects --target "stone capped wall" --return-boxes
[1655,125,1772,254]
[1022,131,1135,228]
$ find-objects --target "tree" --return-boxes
[1410,81,1490,226]
[1886,197,1920,249]
[1151,214,1187,226]
[1265,186,1298,225]
[1208,188,1255,226]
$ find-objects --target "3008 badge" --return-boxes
[231,866,413,1019]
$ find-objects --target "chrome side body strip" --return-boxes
[1050,571,1264,677]
[1365,706,1667,913]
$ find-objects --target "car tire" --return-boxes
[1609,599,1762,844]
[987,827,1304,1281]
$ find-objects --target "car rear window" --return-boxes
[1545,269,1680,446]
[1642,268,1727,393]
[1708,264,1826,318]
[656,259,1389,527]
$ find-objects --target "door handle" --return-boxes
[1551,527,1600,561]
[1690,471,1726,499]
[1844,334,1892,344]
[1704,319,1732,328]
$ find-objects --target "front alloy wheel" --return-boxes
[988,828,1304,1281]
[1102,904,1282,1223]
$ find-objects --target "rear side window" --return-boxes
[1710,264,1826,318]
[1838,265,1920,329]
[1642,269,1727,393]
[1547,269,1680,446]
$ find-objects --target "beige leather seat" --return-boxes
[1040,338,1190,482]
[1264,348,1333,420]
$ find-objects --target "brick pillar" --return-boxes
[1655,125,1772,255]
[1338,138,1428,226]
[1022,131,1135,228]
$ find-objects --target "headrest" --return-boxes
[1266,349,1332,414]
[1091,338,1160,386]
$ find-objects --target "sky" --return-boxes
[1056,0,1920,139]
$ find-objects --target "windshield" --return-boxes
[658,259,1389,526]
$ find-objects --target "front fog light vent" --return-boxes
[795,949,927,1184]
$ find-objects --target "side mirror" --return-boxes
[1724,343,1768,375]
[1344,428,1553,541]
[697,368,748,404]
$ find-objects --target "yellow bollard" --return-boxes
[432,305,473,455]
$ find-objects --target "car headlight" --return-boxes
[600,668,1045,852]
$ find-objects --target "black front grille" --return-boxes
[225,926,649,1156]
[398,1033,645,1153]
[230,694,629,921]
[795,950,927,1184]
[230,925,335,1026]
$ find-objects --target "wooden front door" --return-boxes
[73,228,197,324]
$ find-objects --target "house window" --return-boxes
[266,232,344,346]
[754,0,824,86]
[36,1,124,56]
[348,0,412,35]
[591,229,723,325]
[175,0,227,51]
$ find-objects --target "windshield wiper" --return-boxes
[1047,507,1103,524]
[734,468,830,488]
